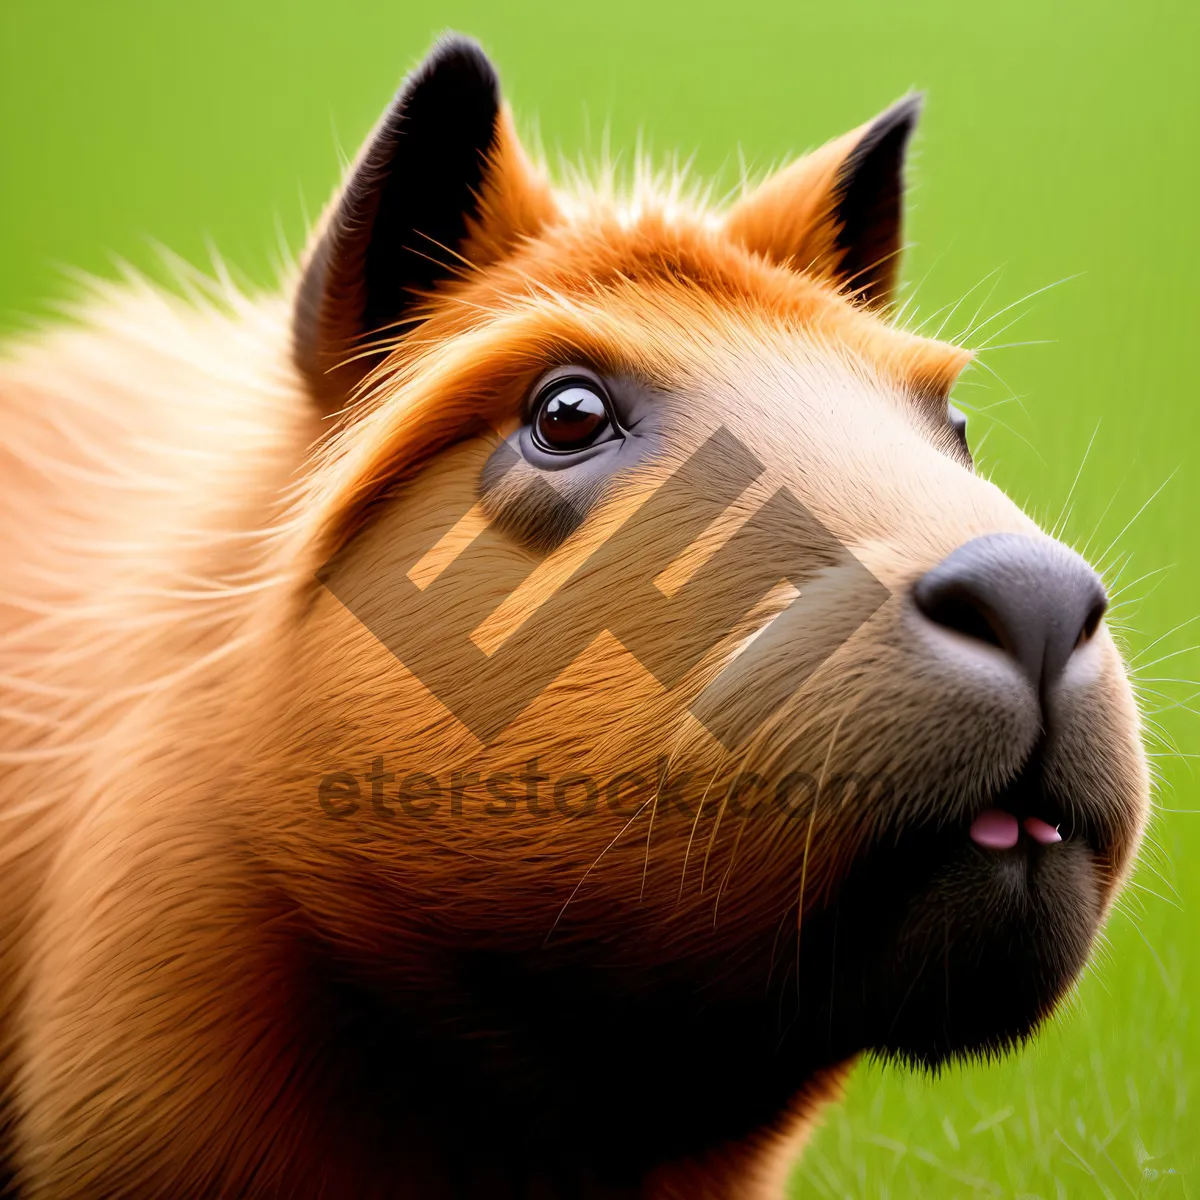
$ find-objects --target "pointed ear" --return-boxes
[294,34,557,411]
[724,94,921,308]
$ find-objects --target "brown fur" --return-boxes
[0,37,1147,1199]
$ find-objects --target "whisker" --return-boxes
[545,798,654,945]
[1094,471,1178,568]
[958,273,1081,345]
[793,706,851,996]
[1051,420,1100,541]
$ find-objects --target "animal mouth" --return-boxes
[969,808,1061,850]
[964,753,1069,852]
[958,748,1104,860]
[814,748,1113,1067]
[893,756,1089,896]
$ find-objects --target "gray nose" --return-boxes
[913,533,1108,691]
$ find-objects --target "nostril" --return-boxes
[1076,597,1107,648]
[913,581,1011,654]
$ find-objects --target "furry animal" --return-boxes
[0,34,1148,1199]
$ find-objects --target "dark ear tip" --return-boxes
[836,92,922,196]
[408,31,500,104]
[829,91,924,305]
[863,91,923,150]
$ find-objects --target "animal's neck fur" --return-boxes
[0,284,309,1184]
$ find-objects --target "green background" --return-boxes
[1,1,1195,1195]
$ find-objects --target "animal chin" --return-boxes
[820,755,1107,1069]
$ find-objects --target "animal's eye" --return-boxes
[948,403,971,460]
[532,379,612,453]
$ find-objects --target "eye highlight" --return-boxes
[531,377,613,453]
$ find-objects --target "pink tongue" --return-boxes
[969,808,1020,850]
[1024,816,1062,845]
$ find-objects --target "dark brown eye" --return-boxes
[532,380,612,452]
[948,403,971,460]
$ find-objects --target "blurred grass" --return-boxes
[1,1,1196,1195]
